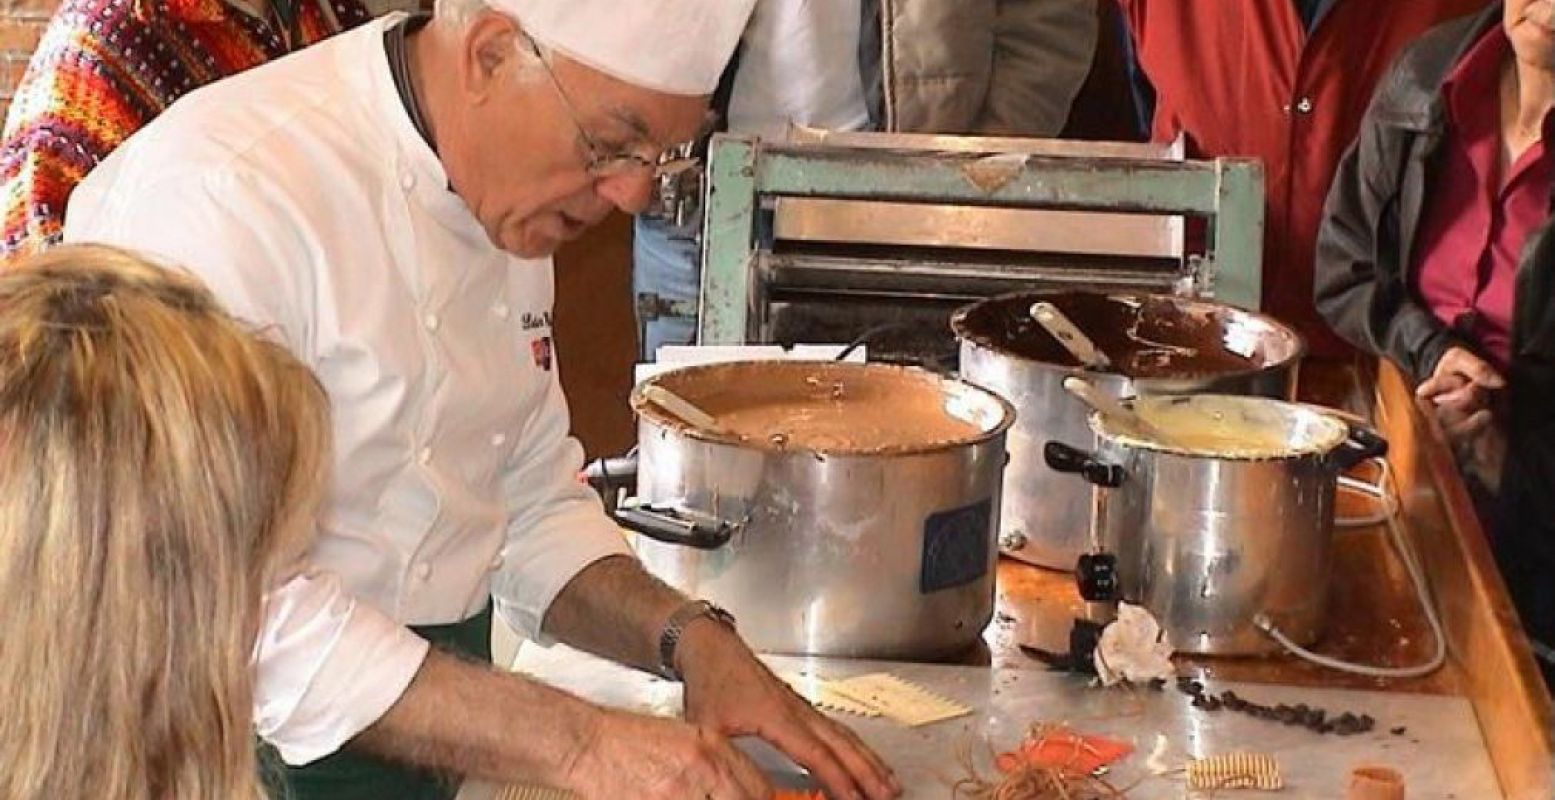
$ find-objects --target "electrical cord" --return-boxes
[1334,466,1393,528]
[1254,458,1449,679]
[832,321,928,363]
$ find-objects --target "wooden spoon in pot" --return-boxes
[641,384,722,432]
[1031,301,1113,370]
[1062,376,1166,441]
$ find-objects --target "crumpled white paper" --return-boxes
[1094,602,1175,686]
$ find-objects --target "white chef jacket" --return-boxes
[63,13,633,766]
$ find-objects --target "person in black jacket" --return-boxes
[1314,0,1555,676]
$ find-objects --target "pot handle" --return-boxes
[582,452,638,495]
[1331,422,1389,470]
[1043,441,1125,488]
[613,501,742,550]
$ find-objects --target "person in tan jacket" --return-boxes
[870,0,1099,136]
[634,0,1099,355]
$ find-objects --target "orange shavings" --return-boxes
[992,725,1134,778]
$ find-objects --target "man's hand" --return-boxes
[562,708,773,800]
[677,620,902,800]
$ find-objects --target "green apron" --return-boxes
[263,603,494,800]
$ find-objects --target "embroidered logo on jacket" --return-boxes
[521,311,554,331]
[531,336,554,371]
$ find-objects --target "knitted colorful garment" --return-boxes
[0,0,372,259]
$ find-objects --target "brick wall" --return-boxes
[0,0,56,119]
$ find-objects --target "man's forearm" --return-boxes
[349,556,700,782]
[352,649,601,785]
[540,554,690,671]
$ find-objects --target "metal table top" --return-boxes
[473,643,1499,799]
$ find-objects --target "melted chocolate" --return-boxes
[952,291,1301,379]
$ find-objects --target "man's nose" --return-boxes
[593,170,656,215]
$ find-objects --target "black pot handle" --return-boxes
[613,502,741,550]
[1331,422,1389,470]
[1043,441,1125,488]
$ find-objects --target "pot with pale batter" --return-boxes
[1045,395,1387,655]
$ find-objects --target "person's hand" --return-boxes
[562,706,773,800]
[677,620,902,800]
[1415,346,1504,425]
[1433,391,1508,491]
[1416,347,1507,488]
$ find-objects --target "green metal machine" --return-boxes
[694,133,1265,362]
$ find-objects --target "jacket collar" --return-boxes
[1372,3,1502,135]
[347,14,482,237]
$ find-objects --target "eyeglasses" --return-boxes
[522,33,708,181]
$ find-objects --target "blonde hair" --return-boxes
[0,245,330,799]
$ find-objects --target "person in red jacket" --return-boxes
[1117,0,1486,354]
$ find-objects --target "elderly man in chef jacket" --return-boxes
[60,2,901,800]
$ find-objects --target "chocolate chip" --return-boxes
[1391,726,1408,736]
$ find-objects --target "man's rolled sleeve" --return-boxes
[254,569,431,765]
[491,374,633,640]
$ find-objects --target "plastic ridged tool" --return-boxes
[826,673,972,727]
[780,672,883,718]
[493,785,573,800]
[1185,752,1284,791]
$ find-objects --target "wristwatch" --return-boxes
[657,599,737,681]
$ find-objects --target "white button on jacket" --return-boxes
[64,14,632,767]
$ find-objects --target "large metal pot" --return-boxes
[951,291,1304,569]
[1045,395,1387,655]
[627,361,1014,658]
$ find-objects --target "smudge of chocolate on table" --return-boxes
[954,291,1265,379]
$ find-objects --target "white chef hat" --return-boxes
[489,0,757,97]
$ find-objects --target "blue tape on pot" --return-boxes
[919,498,993,594]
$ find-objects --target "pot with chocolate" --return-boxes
[952,290,1305,570]
[624,361,1014,658]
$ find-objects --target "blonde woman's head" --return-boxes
[0,244,330,800]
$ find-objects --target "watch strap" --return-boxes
[657,599,735,681]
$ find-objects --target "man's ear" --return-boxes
[461,11,520,105]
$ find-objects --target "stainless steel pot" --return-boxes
[952,291,1304,570]
[1045,395,1387,655]
[626,361,1014,658]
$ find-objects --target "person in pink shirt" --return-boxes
[1316,0,1555,680]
